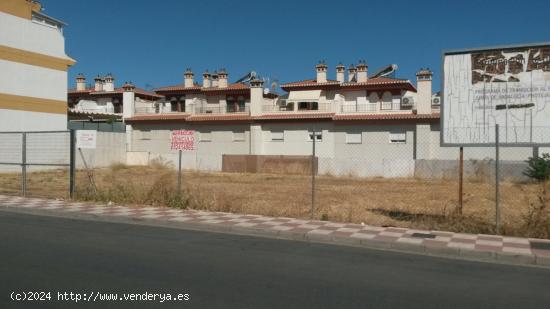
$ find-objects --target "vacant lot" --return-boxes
[0,165,548,238]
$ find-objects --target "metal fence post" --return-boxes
[178,149,182,196]
[69,130,76,199]
[21,132,27,197]
[495,124,500,234]
[311,127,316,219]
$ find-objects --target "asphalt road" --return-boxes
[1,211,550,309]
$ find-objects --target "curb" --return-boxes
[1,197,550,269]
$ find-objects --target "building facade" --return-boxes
[0,0,75,131]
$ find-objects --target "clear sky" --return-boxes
[43,0,550,92]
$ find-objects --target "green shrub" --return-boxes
[524,153,550,181]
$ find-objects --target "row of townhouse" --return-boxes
[68,62,537,178]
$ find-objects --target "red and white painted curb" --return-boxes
[1,194,550,267]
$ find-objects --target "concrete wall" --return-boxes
[128,121,542,180]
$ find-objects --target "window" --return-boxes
[389,132,406,144]
[233,132,245,142]
[298,102,319,111]
[200,132,212,142]
[139,130,151,140]
[346,132,362,144]
[308,131,322,141]
[271,131,284,141]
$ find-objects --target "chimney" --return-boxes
[249,78,264,116]
[211,73,219,87]
[103,73,115,92]
[76,73,86,91]
[217,69,228,88]
[356,60,368,83]
[94,75,103,91]
[316,61,327,83]
[184,68,194,88]
[202,70,211,88]
[122,82,136,119]
[348,64,357,82]
[335,63,345,83]
[416,68,433,114]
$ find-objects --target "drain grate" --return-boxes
[411,233,436,239]
[530,241,550,251]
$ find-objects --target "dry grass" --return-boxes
[0,165,548,238]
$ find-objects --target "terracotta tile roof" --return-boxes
[125,112,440,122]
[68,87,163,99]
[280,79,340,88]
[125,113,191,121]
[333,113,440,121]
[155,84,202,92]
[185,114,252,122]
[256,113,335,120]
[280,77,416,92]
[201,82,249,92]
[340,77,412,87]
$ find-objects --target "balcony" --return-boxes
[194,105,250,115]
[341,102,410,113]
[262,102,332,113]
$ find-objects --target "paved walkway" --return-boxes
[1,194,549,267]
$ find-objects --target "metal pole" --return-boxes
[178,149,182,196]
[311,127,316,219]
[21,133,26,197]
[69,130,76,199]
[458,146,464,215]
[495,124,500,234]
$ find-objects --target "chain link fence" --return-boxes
[1,127,548,238]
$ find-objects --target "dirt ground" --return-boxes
[0,165,548,238]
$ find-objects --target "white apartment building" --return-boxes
[122,62,534,178]
[0,0,75,131]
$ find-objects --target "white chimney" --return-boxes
[94,75,103,91]
[335,63,345,83]
[348,64,357,82]
[316,62,327,83]
[416,68,433,114]
[103,73,115,92]
[356,60,368,83]
[211,73,219,87]
[122,82,136,119]
[218,69,228,88]
[184,68,194,88]
[250,78,264,116]
[202,71,211,88]
[76,73,86,91]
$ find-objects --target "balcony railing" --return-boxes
[262,102,332,113]
[134,106,184,114]
[341,103,378,113]
[380,102,401,111]
[194,105,250,114]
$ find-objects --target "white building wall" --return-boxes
[0,11,68,59]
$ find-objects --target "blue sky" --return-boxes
[43,0,550,92]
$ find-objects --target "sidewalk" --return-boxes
[1,194,550,267]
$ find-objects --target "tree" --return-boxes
[524,153,550,181]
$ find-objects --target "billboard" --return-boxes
[442,43,550,146]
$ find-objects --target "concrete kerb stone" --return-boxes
[535,255,550,267]
[495,252,537,265]
[3,198,550,269]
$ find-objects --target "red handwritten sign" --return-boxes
[171,130,195,150]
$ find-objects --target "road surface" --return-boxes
[1,210,549,308]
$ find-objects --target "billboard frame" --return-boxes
[440,41,550,147]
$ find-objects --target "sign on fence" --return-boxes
[76,130,97,149]
[171,130,195,151]
[442,42,550,146]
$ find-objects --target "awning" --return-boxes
[287,90,321,101]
